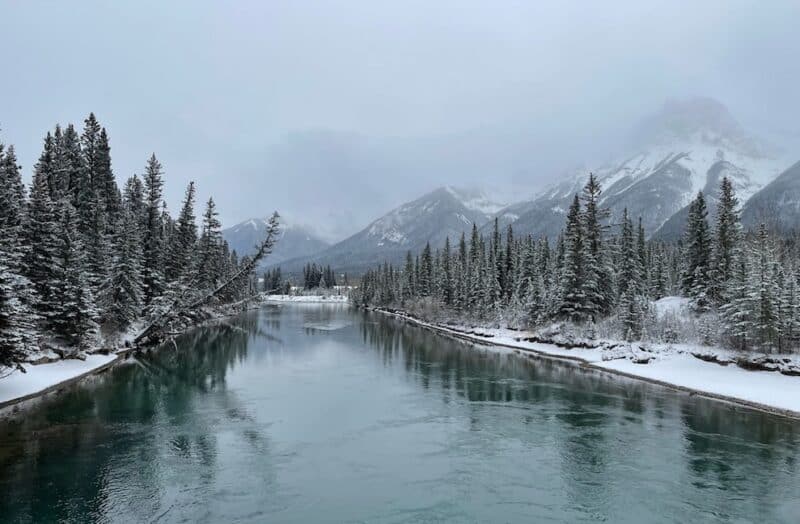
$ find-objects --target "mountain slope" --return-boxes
[507,98,785,240]
[274,186,503,275]
[740,160,800,232]
[222,218,330,266]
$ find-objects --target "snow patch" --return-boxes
[264,294,348,303]
[0,354,118,405]
[652,296,691,319]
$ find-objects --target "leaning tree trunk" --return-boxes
[133,213,280,346]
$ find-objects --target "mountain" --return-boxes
[274,186,504,275]
[741,160,800,232]
[222,218,331,267]
[503,97,786,240]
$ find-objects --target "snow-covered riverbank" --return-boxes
[374,308,800,418]
[0,303,261,412]
[0,353,120,408]
[263,294,348,304]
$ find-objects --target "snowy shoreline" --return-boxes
[0,352,122,412]
[0,304,262,415]
[263,294,348,304]
[371,307,800,419]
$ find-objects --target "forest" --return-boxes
[0,114,267,370]
[353,175,800,354]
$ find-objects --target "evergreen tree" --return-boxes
[25,154,61,320]
[51,203,98,348]
[711,176,740,304]
[581,174,613,318]
[748,224,780,350]
[142,155,166,303]
[419,242,433,296]
[197,197,224,291]
[559,195,587,321]
[682,191,712,310]
[617,209,643,339]
[99,207,144,331]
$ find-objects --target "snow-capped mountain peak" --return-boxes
[499,97,790,241]
[443,186,506,216]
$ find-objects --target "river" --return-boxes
[1,304,799,523]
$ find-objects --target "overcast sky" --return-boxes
[1,1,799,240]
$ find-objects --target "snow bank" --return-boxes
[0,354,118,406]
[598,353,800,414]
[264,294,348,304]
[377,309,800,417]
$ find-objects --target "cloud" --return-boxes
[1,0,799,239]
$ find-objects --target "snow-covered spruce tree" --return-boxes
[98,206,144,332]
[123,174,147,232]
[779,265,800,348]
[51,202,99,349]
[504,224,515,300]
[558,195,588,321]
[403,251,416,303]
[57,124,86,208]
[682,191,712,311]
[747,224,781,351]
[142,154,166,304]
[617,209,643,340]
[720,237,751,350]
[441,237,454,306]
[581,174,613,318]
[710,176,740,304]
[636,217,648,294]
[24,147,62,322]
[0,143,38,364]
[419,242,433,297]
[196,197,224,292]
[167,181,198,284]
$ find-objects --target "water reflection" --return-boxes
[0,312,277,522]
[0,306,798,523]
[358,310,800,522]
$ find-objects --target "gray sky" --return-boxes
[1,0,799,240]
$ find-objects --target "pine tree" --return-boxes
[403,251,415,301]
[0,143,38,363]
[748,224,780,350]
[197,197,224,291]
[504,224,515,300]
[682,191,712,310]
[636,216,647,293]
[25,154,61,321]
[419,242,433,296]
[442,237,454,305]
[142,155,166,303]
[710,176,740,304]
[559,194,587,321]
[581,174,612,318]
[51,203,98,348]
[617,209,643,339]
[98,207,144,331]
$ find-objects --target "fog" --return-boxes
[1,0,799,239]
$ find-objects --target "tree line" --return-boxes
[0,114,262,369]
[353,174,800,353]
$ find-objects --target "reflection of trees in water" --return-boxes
[0,310,277,522]
[359,310,800,517]
[679,397,799,509]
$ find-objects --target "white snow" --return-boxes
[264,294,348,303]
[444,186,506,215]
[652,296,691,319]
[0,354,118,405]
[597,353,800,414]
[378,310,800,416]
